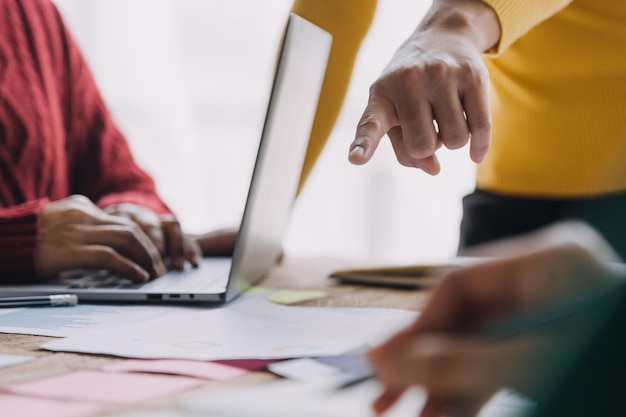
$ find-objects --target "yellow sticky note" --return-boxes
[267,289,327,305]
[244,286,274,294]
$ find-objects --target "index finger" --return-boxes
[89,213,166,277]
[108,210,166,255]
[372,386,405,415]
[350,93,397,165]
[82,225,166,278]
[79,245,150,283]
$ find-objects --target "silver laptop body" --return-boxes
[0,14,332,304]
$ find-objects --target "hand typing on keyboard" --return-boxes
[37,195,169,282]
[37,197,238,284]
[104,202,202,271]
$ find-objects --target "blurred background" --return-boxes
[54,0,476,264]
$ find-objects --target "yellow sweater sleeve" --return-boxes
[480,0,573,53]
[477,0,626,198]
[291,0,377,193]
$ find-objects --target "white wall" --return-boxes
[55,0,476,264]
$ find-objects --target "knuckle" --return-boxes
[460,60,488,85]
[424,59,450,81]
[119,226,139,242]
[357,111,382,133]
[381,65,426,94]
[394,66,426,91]
[368,79,384,95]
[471,116,492,133]
[131,222,143,234]
[395,153,415,168]
[94,247,118,264]
[64,207,88,221]
[113,226,144,249]
[442,129,470,149]
[406,140,436,159]
[65,195,93,210]
[400,64,421,80]
[68,194,90,204]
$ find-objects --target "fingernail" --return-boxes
[156,261,167,276]
[349,145,365,159]
[137,268,150,282]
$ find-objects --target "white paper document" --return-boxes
[0,354,35,369]
[182,378,426,417]
[0,304,202,337]
[42,298,417,360]
[181,378,532,417]
[268,358,343,382]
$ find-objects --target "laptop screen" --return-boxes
[224,14,332,302]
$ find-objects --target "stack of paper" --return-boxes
[42,297,417,361]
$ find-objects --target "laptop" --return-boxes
[0,13,332,304]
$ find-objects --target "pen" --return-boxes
[338,284,626,392]
[336,371,375,390]
[0,294,78,308]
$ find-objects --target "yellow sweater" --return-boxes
[290,0,377,193]
[479,0,626,198]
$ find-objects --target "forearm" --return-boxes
[418,0,501,53]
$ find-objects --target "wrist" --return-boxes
[0,199,47,282]
[419,0,500,53]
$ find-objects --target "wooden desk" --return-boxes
[0,257,430,415]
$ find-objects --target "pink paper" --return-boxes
[0,393,103,417]
[102,359,249,381]
[215,358,278,371]
[7,370,202,405]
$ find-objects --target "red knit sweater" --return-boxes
[0,0,171,281]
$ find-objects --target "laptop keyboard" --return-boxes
[61,258,232,292]
[63,270,138,289]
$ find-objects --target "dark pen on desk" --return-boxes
[337,371,376,390]
[0,294,78,308]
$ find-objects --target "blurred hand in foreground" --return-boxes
[368,243,624,417]
[105,202,201,270]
